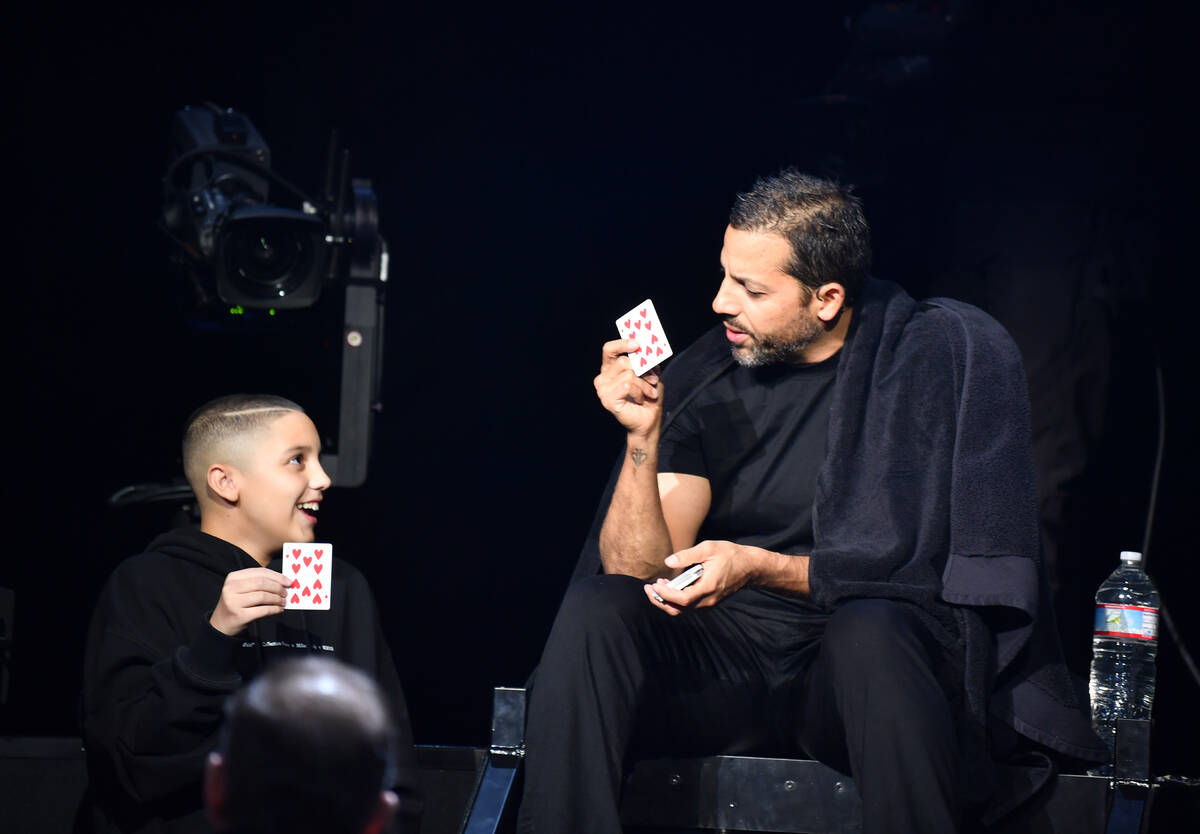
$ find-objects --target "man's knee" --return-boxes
[546,574,653,645]
[821,599,943,692]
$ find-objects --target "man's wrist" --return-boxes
[625,432,659,465]
[745,547,810,595]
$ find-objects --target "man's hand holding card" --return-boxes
[595,299,674,437]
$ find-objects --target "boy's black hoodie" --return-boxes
[81,526,417,833]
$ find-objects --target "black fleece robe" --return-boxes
[80,527,417,834]
[571,278,1107,775]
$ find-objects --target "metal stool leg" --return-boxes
[460,687,526,834]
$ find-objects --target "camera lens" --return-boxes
[244,232,295,278]
[222,217,316,297]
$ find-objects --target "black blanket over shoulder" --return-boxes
[570,278,1105,763]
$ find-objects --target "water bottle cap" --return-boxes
[1119,550,1142,563]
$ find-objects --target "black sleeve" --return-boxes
[81,561,243,805]
[658,404,707,478]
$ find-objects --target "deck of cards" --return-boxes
[283,542,333,610]
[616,298,673,376]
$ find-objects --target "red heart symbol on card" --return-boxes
[314,579,322,590]
[314,564,324,574]
[313,594,322,605]
[651,334,658,343]
[314,549,323,559]
[291,579,300,589]
[302,586,311,597]
[640,308,648,318]
[624,319,631,329]
[640,356,647,367]
[303,556,312,566]
[292,564,301,574]
[292,548,301,558]
[291,593,300,604]
[645,321,652,330]
[657,347,663,355]
[635,320,641,328]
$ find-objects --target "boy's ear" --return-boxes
[206,464,240,504]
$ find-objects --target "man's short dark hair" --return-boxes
[217,657,397,834]
[729,169,871,305]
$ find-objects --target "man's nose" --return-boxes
[712,277,738,317]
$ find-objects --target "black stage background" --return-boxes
[5,0,1198,781]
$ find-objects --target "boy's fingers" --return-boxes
[244,604,285,623]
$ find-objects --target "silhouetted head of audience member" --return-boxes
[205,656,400,834]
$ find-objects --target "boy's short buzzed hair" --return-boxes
[182,394,306,496]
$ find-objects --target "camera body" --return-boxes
[163,105,330,310]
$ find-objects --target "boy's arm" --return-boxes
[81,565,255,804]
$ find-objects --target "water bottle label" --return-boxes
[1094,604,1158,641]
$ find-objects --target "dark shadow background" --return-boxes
[5,0,1197,781]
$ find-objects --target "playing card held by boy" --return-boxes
[283,542,333,610]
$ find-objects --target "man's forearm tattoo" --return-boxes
[631,447,648,467]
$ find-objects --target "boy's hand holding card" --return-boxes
[616,298,673,375]
[283,542,333,611]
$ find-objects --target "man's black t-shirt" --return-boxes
[658,351,839,559]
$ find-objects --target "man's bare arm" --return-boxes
[598,434,671,578]
[592,339,711,579]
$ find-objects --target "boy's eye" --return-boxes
[289,455,303,465]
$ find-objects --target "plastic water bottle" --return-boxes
[1088,550,1160,764]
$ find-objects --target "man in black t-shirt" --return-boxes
[516,170,1100,834]
[517,170,964,834]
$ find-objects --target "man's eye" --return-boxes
[746,288,764,297]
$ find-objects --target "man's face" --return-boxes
[233,411,331,557]
[713,226,825,366]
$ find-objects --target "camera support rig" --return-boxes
[111,106,385,511]
[324,168,387,488]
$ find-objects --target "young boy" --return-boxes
[81,394,418,834]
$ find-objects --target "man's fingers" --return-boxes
[650,577,703,607]
[666,543,707,570]
[618,374,661,402]
[602,338,640,364]
[643,583,682,616]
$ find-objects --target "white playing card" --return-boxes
[282,542,332,611]
[615,298,673,376]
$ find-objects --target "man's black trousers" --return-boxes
[517,574,964,834]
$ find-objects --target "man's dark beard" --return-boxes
[727,313,826,367]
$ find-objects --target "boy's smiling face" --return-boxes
[225,411,331,561]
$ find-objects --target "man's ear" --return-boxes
[204,752,228,829]
[206,464,240,504]
[362,790,399,834]
[813,283,847,322]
